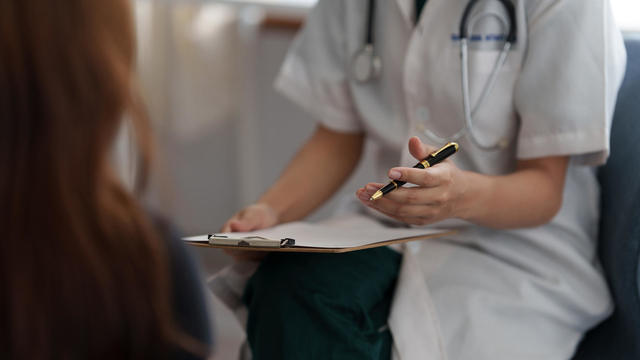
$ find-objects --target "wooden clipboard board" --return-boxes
[184,230,458,254]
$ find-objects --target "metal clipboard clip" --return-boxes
[208,234,296,248]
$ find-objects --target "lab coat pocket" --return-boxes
[449,47,520,150]
[467,49,518,75]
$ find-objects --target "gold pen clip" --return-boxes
[429,142,459,157]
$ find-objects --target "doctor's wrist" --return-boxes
[252,201,281,224]
[452,170,489,223]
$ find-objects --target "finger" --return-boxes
[359,186,403,211]
[357,192,402,220]
[363,197,437,226]
[360,185,440,218]
[228,208,266,232]
[221,222,232,232]
[378,209,436,226]
[388,164,450,187]
[381,186,448,206]
[356,187,369,202]
[408,136,437,162]
[220,214,241,232]
[228,220,244,232]
[234,218,265,232]
[365,193,436,217]
[241,210,267,231]
[360,183,386,199]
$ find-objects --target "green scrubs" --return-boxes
[243,248,402,360]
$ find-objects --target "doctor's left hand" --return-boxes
[356,137,472,226]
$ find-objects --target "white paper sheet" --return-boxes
[183,214,450,248]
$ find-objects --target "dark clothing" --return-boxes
[416,0,428,22]
[243,247,402,360]
[156,219,212,360]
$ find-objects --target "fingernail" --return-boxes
[389,170,401,180]
[365,184,377,192]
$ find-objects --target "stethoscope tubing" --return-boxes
[365,0,375,45]
[352,0,517,150]
[460,39,512,150]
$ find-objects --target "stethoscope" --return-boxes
[351,0,517,150]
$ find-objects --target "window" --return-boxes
[611,0,640,32]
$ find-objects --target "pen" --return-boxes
[370,142,459,201]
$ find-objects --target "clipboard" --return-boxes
[182,215,457,254]
[206,234,296,248]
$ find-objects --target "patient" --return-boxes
[0,0,210,358]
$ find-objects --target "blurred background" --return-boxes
[112,1,640,358]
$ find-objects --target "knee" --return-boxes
[243,253,312,304]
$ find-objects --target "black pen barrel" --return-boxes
[427,144,457,166]
[380,181,401,195]
[371,142,458,200]
[382,144,456,195]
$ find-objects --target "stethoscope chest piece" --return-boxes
[352,44,382,83]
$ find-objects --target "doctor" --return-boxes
[215,0,627,359]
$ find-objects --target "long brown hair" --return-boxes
[0,0,187,358]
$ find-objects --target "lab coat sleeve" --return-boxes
[513,0,626,165]
[274,0,364,133]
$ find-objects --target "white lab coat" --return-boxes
[209,0,627,359]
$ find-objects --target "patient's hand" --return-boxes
[220,203,279,261]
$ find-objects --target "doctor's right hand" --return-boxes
[357,137,471,226]
[220,203,280,262]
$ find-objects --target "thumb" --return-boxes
[228,219,253,232]
[221,222,232,232]
[221,216,252,233]
[229,208,266,232]
[408,136,437,161]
